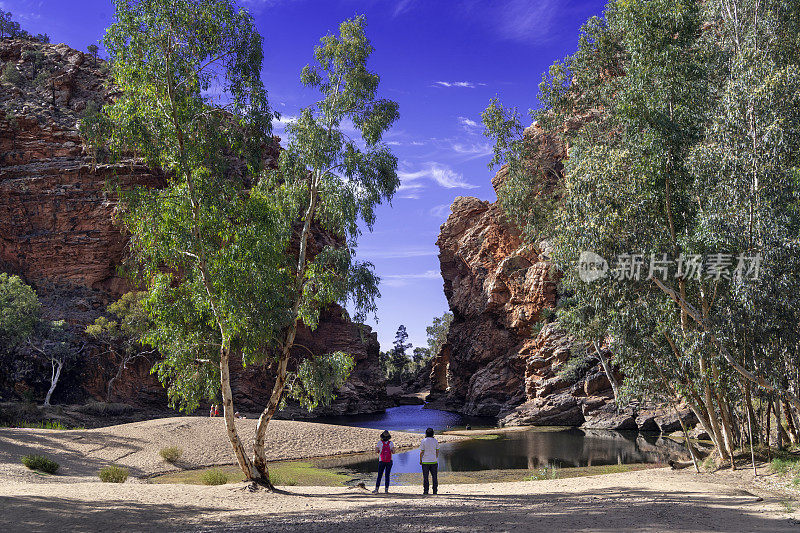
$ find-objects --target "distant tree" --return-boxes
[33,33,49,43]
[425,312,453,358]
[87,44,98,66]
[27,320,76,407]
[0,273,40,347]
[0,274,77,406]
[389,325,412,381]
[86,292,156,402]
[412,346,429,365]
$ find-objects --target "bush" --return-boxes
[1,63,23,86]
[99,465,129,483]
[21,454,59,474]
[201,469,228,485]
[557,355,596,382]
[159,446,183,463]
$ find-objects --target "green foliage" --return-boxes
[200,468,228,485]
[557,355,596,382]
[96,0,289,413]
[386,324,412,383]
[159,446,183,463]
[21,454,59,474]
[426,312,453,358]
[0,273,41,347]
[484,0,800,459]
[288,351,354,411]
[87,44,99,65]
[1,62,23,86]
[98,465,129,483]
[78,100,111,167]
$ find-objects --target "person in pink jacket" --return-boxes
[372,430,395,493]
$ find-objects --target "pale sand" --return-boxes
[0,418,798,532]
[0,417,462,481]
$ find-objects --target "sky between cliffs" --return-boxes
[3,0,606,351]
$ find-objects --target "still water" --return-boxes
[317,406,677,474]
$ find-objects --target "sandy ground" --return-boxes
[0,417,464,482]
[1,418,798,532]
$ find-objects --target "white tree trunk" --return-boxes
[43,358,63,407]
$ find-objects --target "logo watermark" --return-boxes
[577,252,761,283]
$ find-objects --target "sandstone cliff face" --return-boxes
[0,39,386,414]
[432,126,690,432]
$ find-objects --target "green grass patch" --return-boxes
[3,420,82,430]
[150,461,350,487]
[21,454,59,474]
[201,469,228,486]
[99,465,129,483]
[471,434,502,441]
[771,457,800,475]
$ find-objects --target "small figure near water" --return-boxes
[419,427,439,495]
[373,429,395,494]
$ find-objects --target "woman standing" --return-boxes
[373,429,395,493]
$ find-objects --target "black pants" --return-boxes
[422,463,438,494]
[376,460,392,490]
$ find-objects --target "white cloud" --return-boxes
[458,116,480,129]
[381,270,441,287]
[452,142,493,159]
[393,0,416,17]
[494,0,561,44]
[430,204,452,218]
[398,162,478,192]
[434,81,485,89]
[359,247,437,259]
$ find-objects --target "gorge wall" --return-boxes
[0,38,386,415]
[430,126,691,432]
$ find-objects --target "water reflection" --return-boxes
[317,405,493,433]
[320,428,679,474]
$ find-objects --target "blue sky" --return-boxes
[3,0,607,351]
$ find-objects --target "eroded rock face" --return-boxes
[0,39,386,414]
[431,125,691,432]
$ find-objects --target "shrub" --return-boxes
[99,465,129,483]
[21,454,59,474]
[201,469,228,486]
[159,446,183,463]
[557,355,595,382]
[1,63,23,86]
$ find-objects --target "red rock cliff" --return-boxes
[0,38,386,414]
[431,126,690,432]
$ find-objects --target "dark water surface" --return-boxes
[316,406,678,475]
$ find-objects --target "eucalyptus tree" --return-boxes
[100,0,290,481]
[97,1,397,486]
[484,0,800,463]
[251,14,399,480]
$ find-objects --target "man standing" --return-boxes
[419,427,439,495]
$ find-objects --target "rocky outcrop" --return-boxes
[431,124,692,432]
[0,39,386,414]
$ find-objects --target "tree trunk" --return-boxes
[251,172,320,490]
[673,402,700,473]
[593,340,620,406]
[699,357,730,465]
[744,383,760,446]
[43,357,63,407]
[765,397,772,448]
[744,383,757,477]
[219,346,257,480]
[782,399,799,445]
[774,397,789,449]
